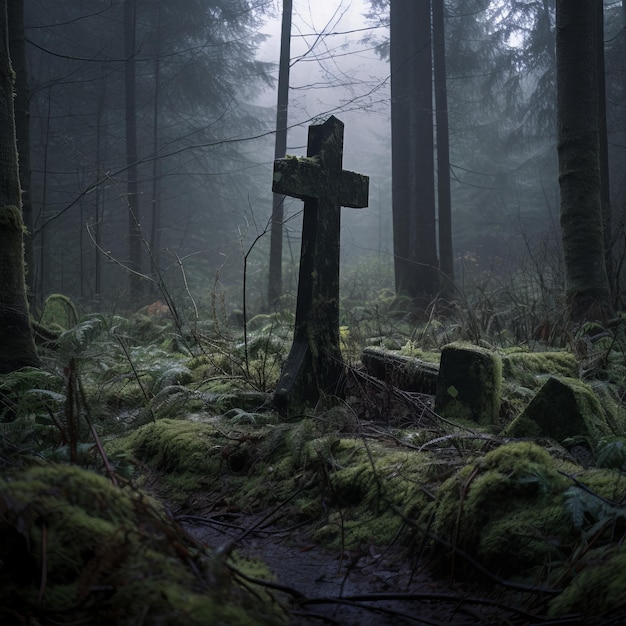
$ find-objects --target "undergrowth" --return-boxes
[3,270,626,624]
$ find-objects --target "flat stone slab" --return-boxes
[361,347,439,394]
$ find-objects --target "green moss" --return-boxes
[113,419,225,483]
[40,293,79,330]
[0,205,25,231]
[571,467,626,501]
[549,545,626,619]
[502,350,578,388]
[398,342,441,363]
[117,417,438,553]
[311,440,433,549]
[478,504,572,574]
[435,342,502,425]
[0,463,284,625]
[428,442,574,577]
[505,377,614,449]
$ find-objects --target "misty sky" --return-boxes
[256,0,390,165]
[252,1,394,263]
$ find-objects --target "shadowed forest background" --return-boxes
[20,0,626,322]
[4,1,626,625]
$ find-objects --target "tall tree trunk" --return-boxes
[267,0,292,307]
[7,0,34,303]
[390,0,439,307]
[37,95,51,306]
[432,0,453,294]
[595,1,612,295]
[94,67,109,302]
[618,0,626,300]
[150,0,162,291]
[125,0,142,306]
[556,0,613,322]
[0,0,39,372]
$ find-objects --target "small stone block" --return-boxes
[434,343,502,425]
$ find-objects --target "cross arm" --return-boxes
[273,155,369,209]
[272,155,323,200]
[338,170,369,209]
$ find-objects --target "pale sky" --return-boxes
[253,1,393,265]
[256,0,390,163]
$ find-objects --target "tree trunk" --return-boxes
[267,0,292,307]
[595,1,612,295]
[150,0,162,291]
[125,0,142,306]
[556,0,613,322]
[390,0,439,307]
[432,0,454,294]
[7,0,34,302]
[0,0,40,372]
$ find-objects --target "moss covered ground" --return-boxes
[4,308,626,623]
[0,463,286,625]
[104,415,626,622]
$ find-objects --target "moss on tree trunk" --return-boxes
[0,1,39,373]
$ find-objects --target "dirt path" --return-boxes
[180,512,534,626]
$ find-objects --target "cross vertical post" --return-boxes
[271,116,369,413]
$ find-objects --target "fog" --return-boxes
[19,1,626,313]
[255,1,393,274]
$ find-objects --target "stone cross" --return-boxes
[272,115,369,412]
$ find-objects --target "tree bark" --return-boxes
[150,0,162,291]
[125,0,142,306]
[556,0,613,322]
[7,0,34,302]
[267,0,292,307]
[432,0,454,294]
[390,0,439,307]
[595,1,612,294]
[0,0,40,372]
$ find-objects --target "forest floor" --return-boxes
[176,493,541,626]
[4,307,626,624]
[124,385,573,626]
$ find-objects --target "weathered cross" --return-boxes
[272,115,369,412]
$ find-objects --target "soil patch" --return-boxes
[177,506,539,625]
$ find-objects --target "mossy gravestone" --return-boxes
[272,116,369,413]
[434,343,502,425]
[506,376,613,448]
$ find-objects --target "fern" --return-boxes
[564,487,595,529]
[135,386,194,424]
[0,368,64,420]
[57,315,108,358]
[0,415,38,445]
[595,438,626,470]
[224,408,269,425]
[564,485,626,544]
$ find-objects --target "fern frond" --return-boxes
[564,486,588,529]
[57,315,108,358]
[595,438,626,470]
[0,368,64,420]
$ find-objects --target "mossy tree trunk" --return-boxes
[7,0,34,302]
[0,0,39,373]
[556,0,614,322]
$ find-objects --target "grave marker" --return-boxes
[272,116,369,412]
